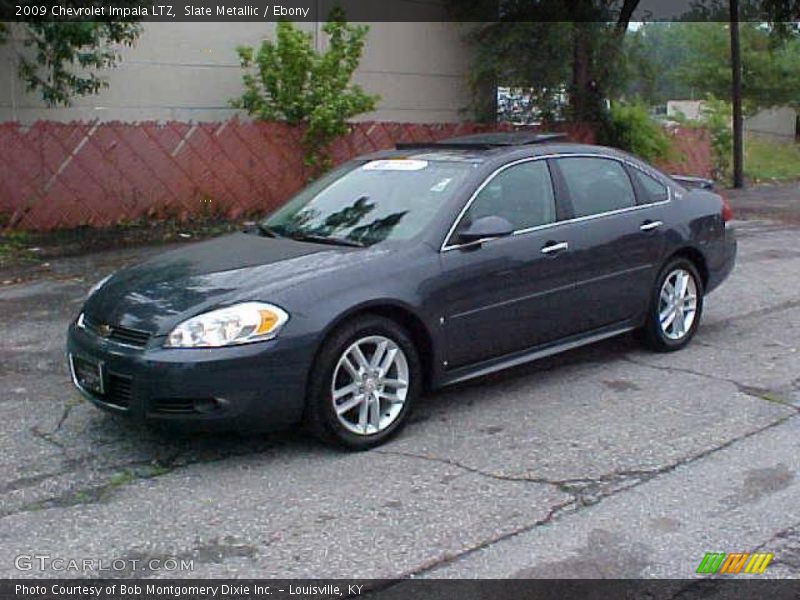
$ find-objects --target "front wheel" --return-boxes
[305,315,421,450]
[639,259,704,352]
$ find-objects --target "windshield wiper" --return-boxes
[255,224,283,238]
[287,232,365,248]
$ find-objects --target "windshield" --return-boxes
[260,159,474,247]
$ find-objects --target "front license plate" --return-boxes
[71,355,105,395]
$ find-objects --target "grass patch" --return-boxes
[744,136,800,182]
[107,470,137,488]
[0,231,35,264]
[0,216,246,274]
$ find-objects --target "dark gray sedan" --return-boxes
[67,134,737,449]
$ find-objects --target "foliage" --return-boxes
[456,0,799,123]
[679,23,800,112]
[232,10,379,170]
[466,21,573,122]
[599,102,671,161]
[699,95,734,180]
[3,23,141,106]
[0,230,36,267]
[622,23,696,106]
[744,135,800,181]
[624,21,800,112]
[679,0,800,29]
[452,1,642,123]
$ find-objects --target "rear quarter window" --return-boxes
[633,169,669,204]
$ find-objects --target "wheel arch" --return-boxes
[667,246,709,289]
[313,300,436,392]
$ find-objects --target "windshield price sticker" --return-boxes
[362,160,429,171]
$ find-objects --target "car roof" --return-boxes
[396,132,569,150]
[352,132,630,163]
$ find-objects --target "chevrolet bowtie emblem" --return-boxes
[97,324,113,338]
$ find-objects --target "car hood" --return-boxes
[83,233,384,334]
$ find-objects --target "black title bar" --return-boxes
[2,0,799,22]
[3,579,800,600]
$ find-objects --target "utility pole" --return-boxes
[730,0,744,188]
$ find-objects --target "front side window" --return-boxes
[262,159,474,247]
[557,157,636,218]
[459,160,556,234]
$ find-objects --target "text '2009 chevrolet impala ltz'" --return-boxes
[67,133,737,449]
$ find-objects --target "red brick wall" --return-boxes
[0,119,707,232]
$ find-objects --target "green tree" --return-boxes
[0,22,141,106]
[454,0,799,122]
[625,21,800,113]
[678,22,800,112]
[622,23,696,105]
[232,10,379,169]
[452,0,642,122]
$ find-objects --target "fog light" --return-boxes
[193,398,224,414]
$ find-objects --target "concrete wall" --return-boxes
[667,100,703,122]
[667,100,798,143]
[744,106,798,142]
[0,18,474,124]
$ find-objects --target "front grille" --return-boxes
[104,373,133,409]
[82,315,152,348]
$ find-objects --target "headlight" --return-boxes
[164,302,289,348]
[87,275,112,299]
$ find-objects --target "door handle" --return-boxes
[640,220,663,232]
[541,241,569,255]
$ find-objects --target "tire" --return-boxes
[639,258,705,352]
[305,315,421,450]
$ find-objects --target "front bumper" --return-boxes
[66,322,316,431]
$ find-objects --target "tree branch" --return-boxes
[615,0,640,37]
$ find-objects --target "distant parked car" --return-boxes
[67,133,737,449]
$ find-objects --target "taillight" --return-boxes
[720,194,734,223]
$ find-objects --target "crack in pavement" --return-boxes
[53,396,82,433]
[0,454,182,518]
[754,520,800,553]
[0,435,295,520]
[388,497,580,583]
[29,425,66,450]
[25,395,84,455]
[379,411,798,579]
[701,298,800,334]
[622,356,800,411]
[376,449,577,490]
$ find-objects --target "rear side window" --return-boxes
[633,169,669,204]
[461,160,556,232]
[557,157,636,218]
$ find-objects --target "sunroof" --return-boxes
[396,132,567,151]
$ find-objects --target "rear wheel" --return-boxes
[640,258,704,352]
[305,315,420,450]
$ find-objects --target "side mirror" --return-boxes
[457,215,515,245]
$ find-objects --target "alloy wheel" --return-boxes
[658,268,698,341]
[331,335,410,436]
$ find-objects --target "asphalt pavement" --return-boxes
[1,209,798,579]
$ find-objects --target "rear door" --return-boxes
[438,159,583,369]
[552,156,668,332]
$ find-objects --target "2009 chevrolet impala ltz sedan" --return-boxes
[67,133,737,449]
